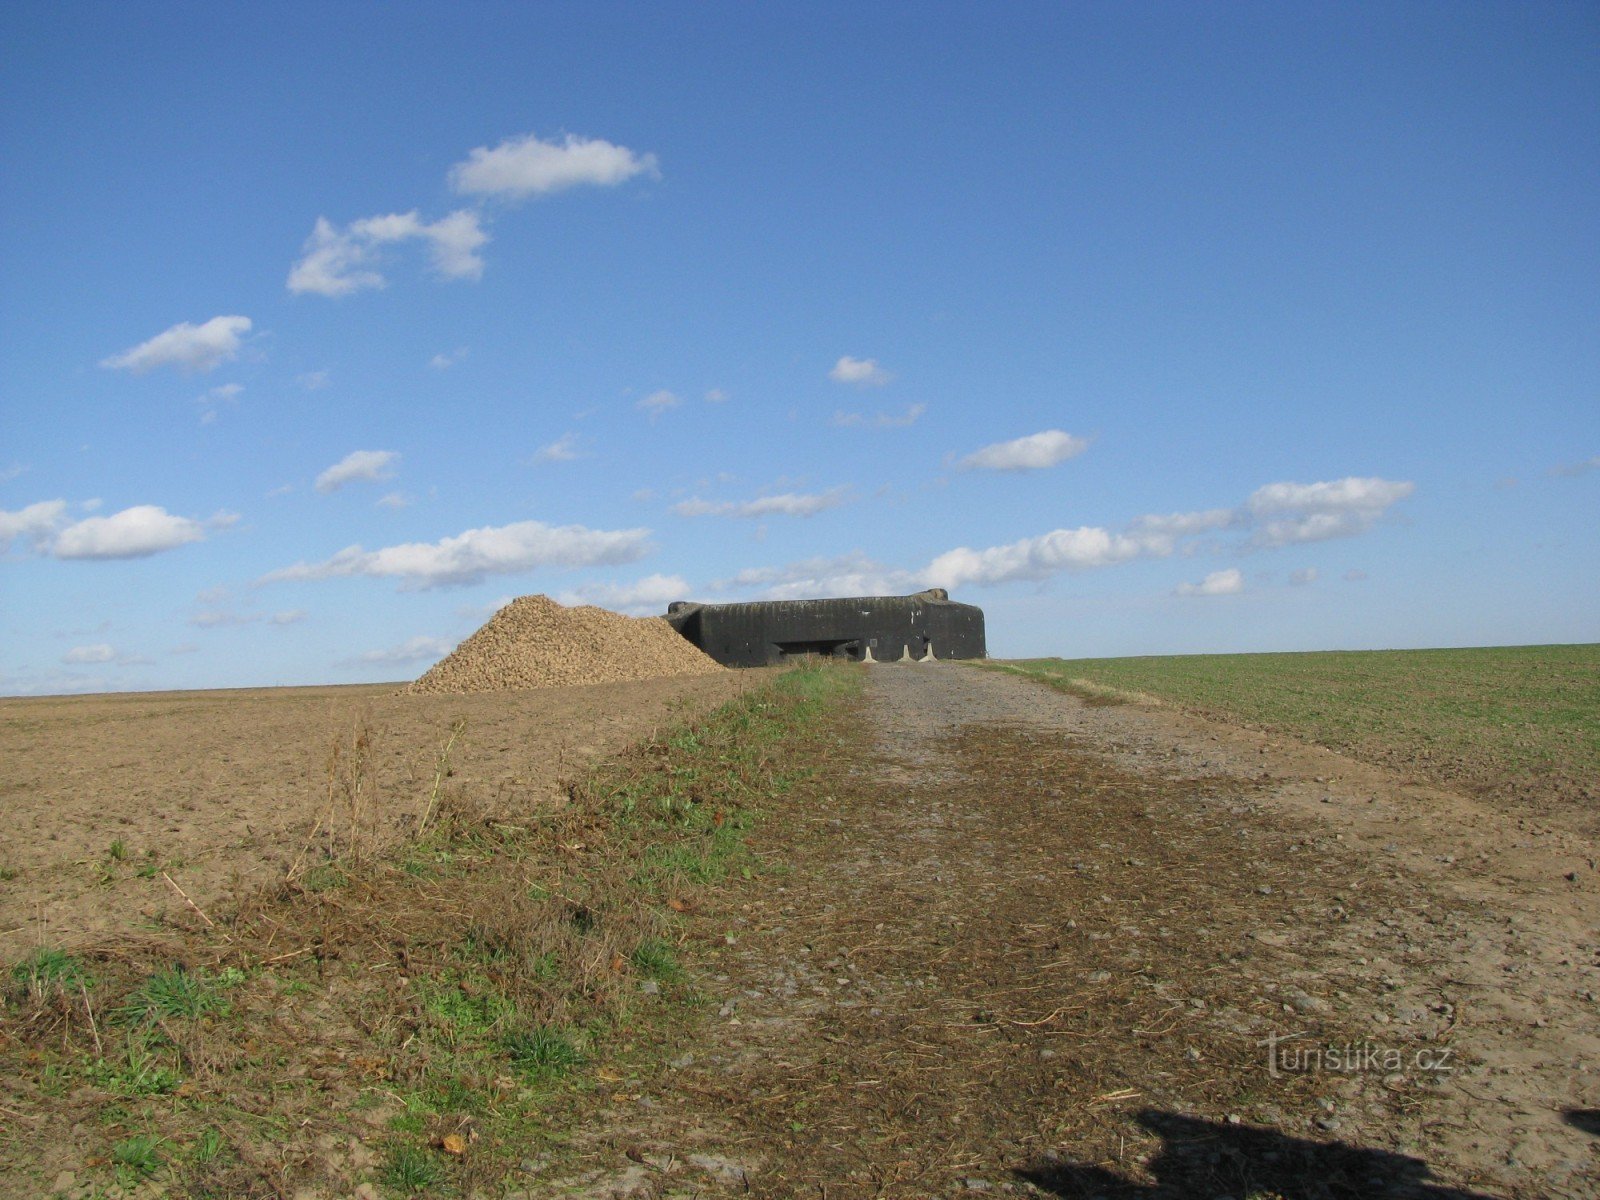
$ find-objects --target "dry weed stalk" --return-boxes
[416,717,466,837]
[287,711,377,882]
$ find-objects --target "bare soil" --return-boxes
[0,673,752,960]
[540,663,1599,1199]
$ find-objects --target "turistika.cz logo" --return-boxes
[1258,1030,1455,1079]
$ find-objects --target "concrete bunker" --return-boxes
[663,589,986,668]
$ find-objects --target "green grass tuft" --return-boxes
[115,964,228,1023]
[504,1024,582,1078]
[380,1143,441,1194]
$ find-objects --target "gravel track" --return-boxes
[534,663,1596,1199]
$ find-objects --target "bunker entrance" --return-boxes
[776,639,860,661]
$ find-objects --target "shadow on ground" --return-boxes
[1564,1108,1600,1138]
[1017,1109,1497,1199]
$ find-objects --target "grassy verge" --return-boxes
[997,644,1600,811]
[0,662,860,1199]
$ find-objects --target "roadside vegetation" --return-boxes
[0,662,859,1199]
[1000,643,1600,819]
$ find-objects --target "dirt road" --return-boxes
[537,663,1598,1199]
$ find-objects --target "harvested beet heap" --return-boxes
[407,594,724,694]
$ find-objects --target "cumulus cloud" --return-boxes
[672,486,853,519]
[910,476,1411,592]
[261,519,652,590]
[377,492,410,509]
[101,316,251,374]
[62,644,116,664]
[190,610,258,628]
[0,499,68,552]
[429,347,468,370]
[1176,568,1244,597]
[828,356,891,386]
[1289,567,1319,586]
[832,403,925,429]
[316,450,399,493]
[1126,508,1237,552]
[925,527,1148,590]
[533,433,582,463]
[704,389,729,403]
[712,552,918,601]
[449,133,659,200]
[52,506,206,560]
[1246,477,1414,547]
[958,430,1089,472]
[353,635,459,666]
[288,210,488,296]
[636,390,680,417]
[556,573,691,615]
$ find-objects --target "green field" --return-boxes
[1001,644,1600,820]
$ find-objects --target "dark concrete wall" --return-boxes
[664,589,986,667]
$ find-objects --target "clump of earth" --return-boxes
[407,594,723,694]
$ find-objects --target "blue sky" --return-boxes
[2,2,1596,694]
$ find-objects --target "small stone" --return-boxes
[639,980,660,995]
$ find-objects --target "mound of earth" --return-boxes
[407,594,724,694]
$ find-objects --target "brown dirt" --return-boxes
[408,595,723,694]
[0,671,751,960]
[537,663,1598,1199]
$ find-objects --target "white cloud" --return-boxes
[288,210,488,296]
[1128,509,1236,540]
[832,403,926,429]
[449,132,659,200]
[1289,567,1319,586]
[0,499,68,552]
[828,356,891,386]
[261,518,653,590]
[377,492,410,509]
[429,347,469,370]
[0,463,29,483]
[925,526,1147,590]
[62,644,116,664]
[713,552,917,601]
[958,429,1089,472]
[269,609,308,625]
[353,635,459,667]
[672,486,853,519]
[316,450,399,493]
[533,433,582,463]
[52,506,206,560]
[1176,568,1244,597]
[101,316,251,374]
[704,388,729,403]
[297,371,330,391]
[1246,477,1414,547]
[202,383,243,403]
[556,573,691,615]
[190,610,258,628]
[1549,454,1600,478]
[637,390,680,417]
